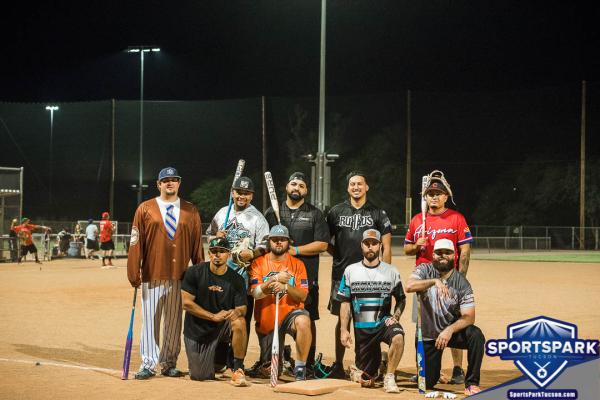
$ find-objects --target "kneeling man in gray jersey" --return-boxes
[405,238,485,396]
[338,229,406,393]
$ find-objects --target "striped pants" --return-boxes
[139,280,182,373]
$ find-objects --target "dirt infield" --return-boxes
[1,249,598,399]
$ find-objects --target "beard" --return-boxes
[364,249,380,262]
[271,244,289,256]
[433,258,453,273]
[287,190,305,201]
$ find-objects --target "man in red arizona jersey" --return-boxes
[404,170,473,385]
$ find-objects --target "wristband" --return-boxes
[253,284,267,299]
[295,246,299,255]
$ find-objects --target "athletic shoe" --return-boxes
[134,368,155,380]
[245,361,271,379]
[349,365,374,388]
[230,368,248,387]
[464,385,482,395]
[294,365,307,381]
[161,367,184,377]
[449,366,465,384]
[328,361,348,379]
[383,373,401,393]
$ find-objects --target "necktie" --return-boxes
[165,204,177,239]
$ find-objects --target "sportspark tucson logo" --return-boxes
[486,316,598,394]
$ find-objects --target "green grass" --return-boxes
[472,253,600,263]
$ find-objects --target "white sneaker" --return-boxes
[383,373,401,393]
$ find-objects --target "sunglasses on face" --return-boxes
[270,237,289,243]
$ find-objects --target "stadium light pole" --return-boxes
[45,105,59,205]
[126,45,160,204]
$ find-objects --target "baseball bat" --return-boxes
[270,292,280,387]
[421,175,429,239]
[121,287,138,379]
[264,171,281,224]
[222,159,246,229]
[416,175,429,393]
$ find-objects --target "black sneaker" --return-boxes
[328,362,348,379]
[161,367,185,377]
[449,366,465,384]
[305,365,316,380]
[294,365,307,381]
[245,361,271,379]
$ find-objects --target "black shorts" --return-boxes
[304,284,320,321]
[100,240,115,250]
[355,322,404,377]
[258,309,310,364]
[21,244,37,256]
[86,239,99,250]
[327,280,344,316]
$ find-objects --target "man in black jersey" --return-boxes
[326,171,393,377]
[181,237,249,386]
[263,172,330,375]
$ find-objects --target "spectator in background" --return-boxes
[9,218,18,262]
[85,219,99,260]
[57,227,72,256]
[13,217,49,264]
[100,211,115,267]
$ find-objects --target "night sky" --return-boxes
[2,1,599,226]
[3,1,598,101]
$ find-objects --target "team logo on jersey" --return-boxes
[338,214,374,230]
[208,285,223,292]
[130,226,139,245]
[224,218,251,245]
[486,316,598,390]
[414,225,457,240]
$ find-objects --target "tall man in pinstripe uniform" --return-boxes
[127,167,204,380]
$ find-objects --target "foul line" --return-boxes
[0,357,120,374]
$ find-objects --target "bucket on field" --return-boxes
[67,241,82,257]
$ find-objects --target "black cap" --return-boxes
[425,179,449,194]
[288,172,308,185]
[232,176,254,192]
[208,237,231,251]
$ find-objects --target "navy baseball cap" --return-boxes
[269,224,290,239]
[158,167,181,181]
[232,176,254,192]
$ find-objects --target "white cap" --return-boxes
[433,239,454,252]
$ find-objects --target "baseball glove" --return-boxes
[231,237,252,268]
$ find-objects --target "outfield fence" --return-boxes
[2,223,599,262]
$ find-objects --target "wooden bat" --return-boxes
[222,159,246,229]
[270,292,280,387]
[416,175,429,393]
[121,287,138,380]
[264,171,280,224]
